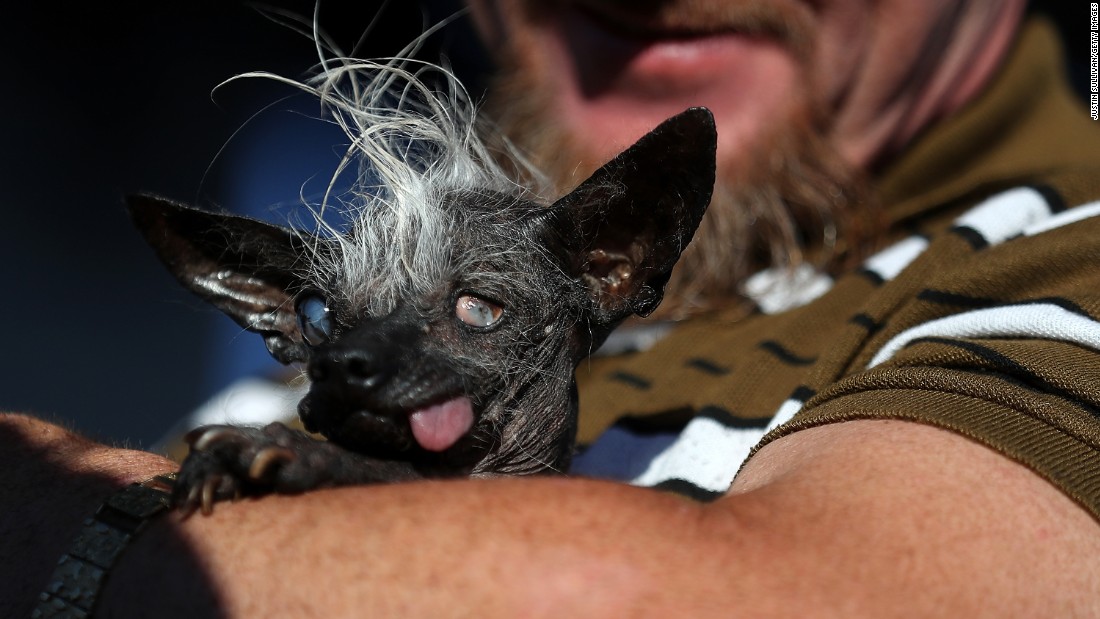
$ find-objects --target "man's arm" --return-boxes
[0,414,178,616]
[5,413,1098,617]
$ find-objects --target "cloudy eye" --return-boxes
[296,293,334,347]
[455,294,504,329]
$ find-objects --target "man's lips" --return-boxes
[617,33,765,91]
[525,2,803,164]
[558,6,792,97]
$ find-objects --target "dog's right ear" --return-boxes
[127,194,313,364]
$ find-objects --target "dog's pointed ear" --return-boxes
[547,107,716,327]
[127,194,314,364]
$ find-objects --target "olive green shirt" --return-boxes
[573,17,1100,517]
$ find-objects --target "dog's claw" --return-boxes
[176,487,199,519]
[174,422,374,514]
[178,483,203,517]
[248,447,295,482]
[189,427,238,451]
[200,474,222,516]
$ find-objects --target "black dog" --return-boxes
[131,81,714,514]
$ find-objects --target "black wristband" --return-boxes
[31,472,177,618]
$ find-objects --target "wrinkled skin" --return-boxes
[130,108,716,515]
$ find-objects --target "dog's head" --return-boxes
[130,107,715,477]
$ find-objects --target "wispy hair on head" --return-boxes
[224,12,549,316]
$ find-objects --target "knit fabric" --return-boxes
[571,17,1100,518]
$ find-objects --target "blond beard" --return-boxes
[484,57,879,320]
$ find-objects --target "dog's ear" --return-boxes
[548,107,716,327]
[127,194,314,364]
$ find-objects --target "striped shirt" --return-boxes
[571,17,1100,518]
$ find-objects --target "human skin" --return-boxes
[4,413,1099,617]
[469,0,1028,173]
[7,0,1100,616]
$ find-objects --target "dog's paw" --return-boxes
[174,423,324,516]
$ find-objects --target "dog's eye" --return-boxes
[296,294,334,346]
[455,294,503,328]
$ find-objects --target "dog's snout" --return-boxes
[309,349,391,391]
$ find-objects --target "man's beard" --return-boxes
[483,53,879,320]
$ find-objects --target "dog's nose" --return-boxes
[308,349,391,391]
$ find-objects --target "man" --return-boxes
[470,0,1100,503]
[475,0,1029,314]
[5,1,1100,616]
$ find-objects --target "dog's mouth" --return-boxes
[407,395,476,452]
[300,388,485,464]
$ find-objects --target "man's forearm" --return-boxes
[0,414,177,617]
[100,476,723,617]
[7,414,1100,617]
[1,413,720,617]
[103,424,1100,617]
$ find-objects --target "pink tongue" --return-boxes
[408,396,475,452]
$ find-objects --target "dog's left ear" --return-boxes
[548,107,716,327]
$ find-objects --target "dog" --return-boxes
[129,60,715,515]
